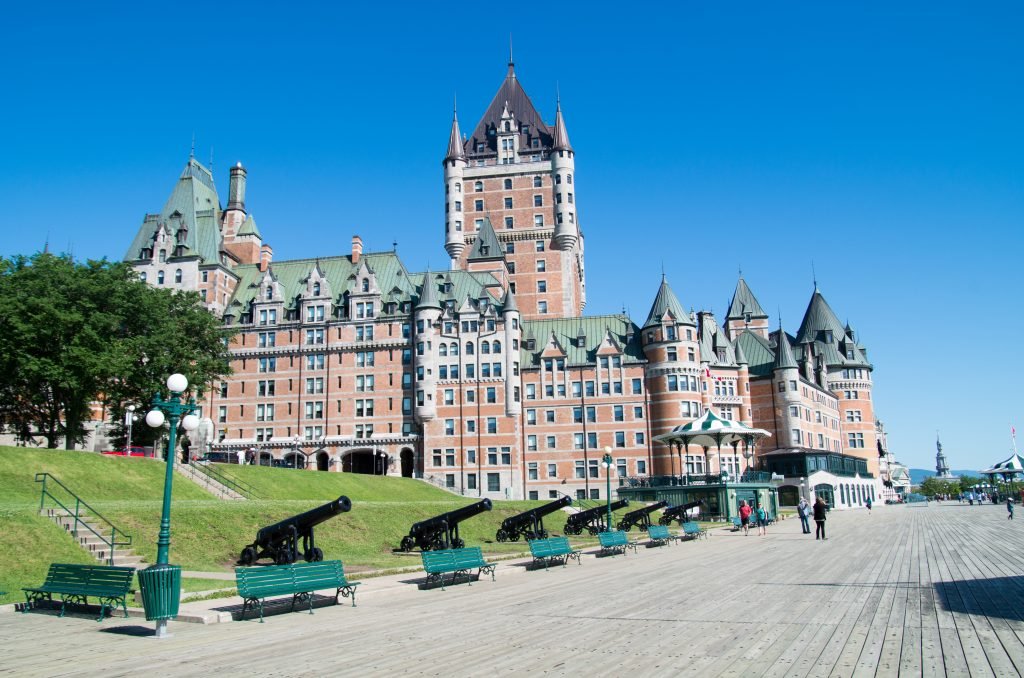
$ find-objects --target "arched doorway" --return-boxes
[342,449,379,474]
[815,483,835,507]
[400,449,414,478]
[283,452,306,469]
[316,451,329,472]
[258,451,274,466]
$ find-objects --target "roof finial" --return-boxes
[209,145,214,173]
[453,92,457,116]
[738,264,743,278]
[556,81,561,109]
[509,33,513,66]
[811,261,818,290]
[190,133,195,159]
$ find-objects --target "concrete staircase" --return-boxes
[175,463,246,500]
[43,508,148,568]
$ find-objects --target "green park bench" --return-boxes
[597,530,638,557]
[528,536,582,570]
[682,522,708,540]
[235,560,360,623]
[22,563,135,621]
[646,524,684,546]
[420,547,496,590]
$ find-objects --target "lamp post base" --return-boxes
[154,619,172,639]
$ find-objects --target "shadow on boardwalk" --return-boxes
[935,576,1024,621]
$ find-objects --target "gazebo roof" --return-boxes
[980,452,1024,476]
[654,409,771,449]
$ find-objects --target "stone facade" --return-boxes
[120,62,889,507]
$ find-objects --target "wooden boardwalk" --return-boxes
[3,503,1024,676]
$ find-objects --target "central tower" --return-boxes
[443,61,586,320]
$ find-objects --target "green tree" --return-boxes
[0,252,231,449]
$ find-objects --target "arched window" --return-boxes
[266,286,273,300]
[504,121,511,131]
[439,344,448,357]
[313,282,320,296]
[449,342,459,356]
[159,250,167,263]
[567,174,573,184]
[474,181,483,192]
[465,341,474,355]
[140,272,147,282]
[481,341,490,354]
[361,279,369,292]
[492,340,501,354]
[157,271,165,285]
[503,178,512,190]
[174,269,182,283]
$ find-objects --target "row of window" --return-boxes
[448,174,573,195]
[788,405,840,430]
[140,269,184,285]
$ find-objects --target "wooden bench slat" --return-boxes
[23,563,134,622]
[235,560,361,622]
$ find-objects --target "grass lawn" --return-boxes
[212,463,454,502]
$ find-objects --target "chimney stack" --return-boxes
[352,235,363,264]
[260,244,273,272]
[228,162,247,213]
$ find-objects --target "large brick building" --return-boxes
[123,61,886,509]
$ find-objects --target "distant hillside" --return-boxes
[909,468,983,484]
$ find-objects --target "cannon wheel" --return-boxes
[564,524,580,536]
[400,536,415,552]
[509,532,520,542]
[451,538,465,549]
[275,550,292,565]
[239,546,256,566]
[587,525,600,536]
[496,528,508,543]
[305,547,324,562]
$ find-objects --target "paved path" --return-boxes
[4,503,1024,677]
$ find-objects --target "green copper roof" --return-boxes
[521,314,644,368]
[643,277,693,329]
[124,158,223,265]
[795,289,871,368]
[772,329,798,371]
[501,288,519,313]
[237,214,261,238]
[467,217,505,262]
[726,277,767,320]
[735,331,774,377]
[416,268,441,309]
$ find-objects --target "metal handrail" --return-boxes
[35,473,132,565]
[193,463,259,499]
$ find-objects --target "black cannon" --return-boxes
[399,498,492,552]
[616,500,668,532]
[563,499,630,535]
[238,495,351,565]
[659,499,705,526]
[496,495,572,542]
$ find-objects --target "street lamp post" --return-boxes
[602,447,614,532]
[138,373,199,639]
[125,405,137,454]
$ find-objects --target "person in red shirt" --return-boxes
[738,500,753,536]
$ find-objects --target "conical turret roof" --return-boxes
[445,110,465,161]
[643,276,693,329]
[734,337,748,365]
[466,63,552,155]
[795,289,846,344]
[416,270,441,310]
[772,329,798,371]
[552,100,573,152]
[726,277,767,320]
[502,288,518,313]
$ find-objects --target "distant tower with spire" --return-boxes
[935,434,953,478]
[442,58,586,319]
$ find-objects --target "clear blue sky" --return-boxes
[1,1,1021,472]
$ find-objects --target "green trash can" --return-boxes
[138,564,181,621]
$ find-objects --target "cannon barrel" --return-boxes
[409,498,492,537]
[256,495,351,546]
[617,500,668,531]
[659,499,704,525]
[500,495,572,532]
[565,499,630,533]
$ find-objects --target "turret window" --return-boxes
[555,174,562,185]
[567,174,573,184]
[454,201,462,212]
[455,182,461,193]
[568,193,574,204]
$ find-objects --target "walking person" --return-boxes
[798,497,811,534]
[865,497,872,513]
[755,503,768,536]
[813,497,828,540]
[1008,498,1015,521]
[739,500,752,536]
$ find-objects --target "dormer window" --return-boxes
[480,245,489,256]
[159,250,167,263]
[265,287,273,300]
[503,121,511,132]
[666,325,677,341]
[744,313,751,323]
[824,330,833,343]
[361,279,369,293]
[313,282,321,296]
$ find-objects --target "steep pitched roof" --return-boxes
[467,217,505,262]
[502,288,518,313]
[124,158,223,264]
[237,214,261,238]
[796,288,872,368]
[772,329,798,371]
[520,315,644,367]
[736,331,775,377]
[416,268,441,310]
[643,276,693,329]
[726,277,767,320]
[465,63,552,156]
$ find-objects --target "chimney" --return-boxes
[351,235,363,264]
[228,162,247,212]
[259,244,273,272]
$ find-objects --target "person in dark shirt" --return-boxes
[813,497,828,540]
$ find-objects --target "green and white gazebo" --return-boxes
[980,452,1024,496]
[654,409,772,478]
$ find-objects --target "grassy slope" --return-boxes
[0,447,640,603]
